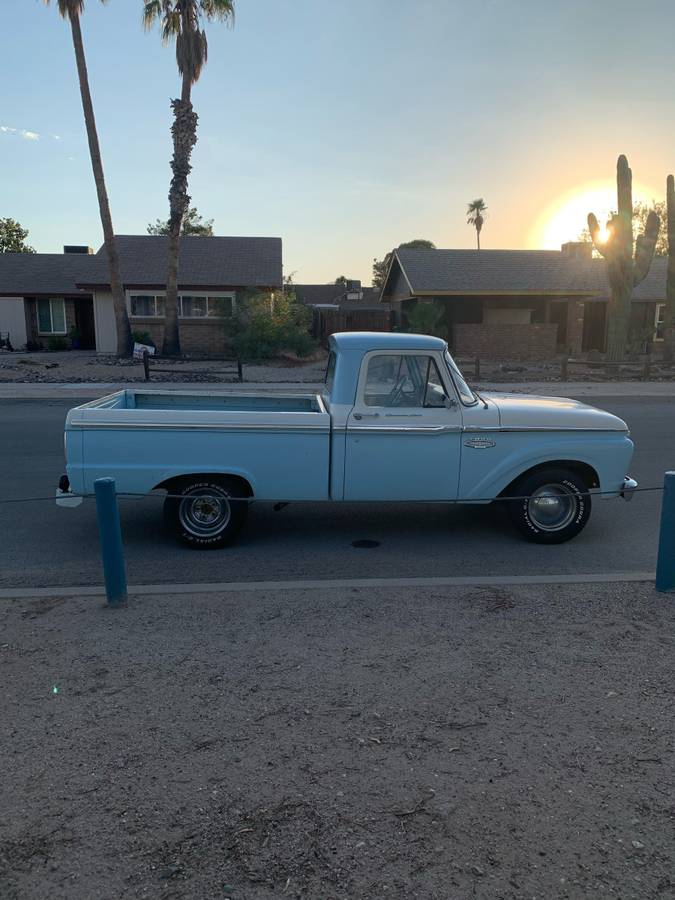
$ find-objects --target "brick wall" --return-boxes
[130,318,234,357]
[453,323,558,360]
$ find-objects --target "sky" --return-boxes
[2,0,675,283]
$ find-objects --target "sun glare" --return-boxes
[531,181,658,250]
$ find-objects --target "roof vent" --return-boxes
[561,241,592,260]
[63,245,94,254]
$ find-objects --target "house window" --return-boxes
[655,303,666,341]
[130,295,165,318]
[37,298,66,334]
[129,293,234,318]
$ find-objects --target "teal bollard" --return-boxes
[94,477,128,607]
[655,471,675,593]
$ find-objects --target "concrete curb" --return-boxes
[0,571,656,600]
[0,381,674,399]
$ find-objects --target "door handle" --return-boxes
[353,412,379,420]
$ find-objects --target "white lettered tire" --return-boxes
[507,467,591,544]
[163,477,248,549]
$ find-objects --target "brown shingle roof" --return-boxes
[389,248,668,300]
[0,235,282,295]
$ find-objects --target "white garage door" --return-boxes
[0,298,28,348]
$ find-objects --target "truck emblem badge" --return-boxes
[464,437,496,449]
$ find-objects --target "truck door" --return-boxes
[344,350,462,500]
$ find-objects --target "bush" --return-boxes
[47,336,68,352]
[232,290,316,360]
[131,331,156,348]
[406,301,447,338]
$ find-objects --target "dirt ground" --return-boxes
[1,581,674,899]
[1,349,673,385]
[0,351,327,385]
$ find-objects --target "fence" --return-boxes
[141,349,243,383]
[560,357,675,382]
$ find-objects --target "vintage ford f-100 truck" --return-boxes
[58,332,637,547]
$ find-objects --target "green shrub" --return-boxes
[232,290,316,360]
[406,302,447,338]
[47,336,68,352]
[131,330,156,347]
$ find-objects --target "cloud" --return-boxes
[1,125,41,141]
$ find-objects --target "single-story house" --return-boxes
[294,281,391,341]
[0,235,282,354]
[379,242,669,358]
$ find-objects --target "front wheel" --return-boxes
[507,468,591,544]
[163,478,248,549]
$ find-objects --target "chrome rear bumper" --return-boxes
[620,476,638,501]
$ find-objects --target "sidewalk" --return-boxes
[1,379,674,399]
[2,580,673,899]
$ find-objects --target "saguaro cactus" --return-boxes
[664,174,675,361]
[588,155,660,361]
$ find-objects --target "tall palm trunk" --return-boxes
[664,174,675,362]
[476,229,481,251]
[69,14,132,357]
[162,74,198,356]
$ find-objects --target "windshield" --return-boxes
[444,350,477,405]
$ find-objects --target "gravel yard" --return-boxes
[1,349,673,385]
[2,581,674,899]
[0,351,328,385]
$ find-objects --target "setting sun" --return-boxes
[530,181,659,250]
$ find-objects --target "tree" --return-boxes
[45,1,133,357]
[466,198,487,251]
[0,218,35,253]
[143,0,235,357]
[334,276,347,285]
[579,201,668,257]
[588,155,659,362]
[147,205,214,235]
[372,239,436,291]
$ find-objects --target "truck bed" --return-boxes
[65,389,331,500]
[77,389,324,414]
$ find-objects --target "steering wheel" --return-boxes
[386,375,409,407]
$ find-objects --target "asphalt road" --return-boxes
[1,396,673,589]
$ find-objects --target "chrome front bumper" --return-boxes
[620,476,638,501]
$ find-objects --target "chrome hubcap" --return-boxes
[528,483,578,532]
[179,489,231,537]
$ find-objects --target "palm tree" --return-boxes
[143,0,235,357]
[467,199,487,251]
[45,1,133,357]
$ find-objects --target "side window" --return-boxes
[423,358,448,408]
[364,355,446,408]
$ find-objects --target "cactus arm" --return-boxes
[633,210,660,285]
[617,155,633,218]
[587,213,609,258]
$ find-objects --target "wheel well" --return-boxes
[500,460,600,496]
[154,473,254,499]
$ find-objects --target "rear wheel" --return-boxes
[163,477,248,549]
[507,467,591,544]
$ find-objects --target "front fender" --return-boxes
[458,431,634,501]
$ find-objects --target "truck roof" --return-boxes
[329,332,447,352]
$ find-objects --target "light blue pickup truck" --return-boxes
[59,332,637,548]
